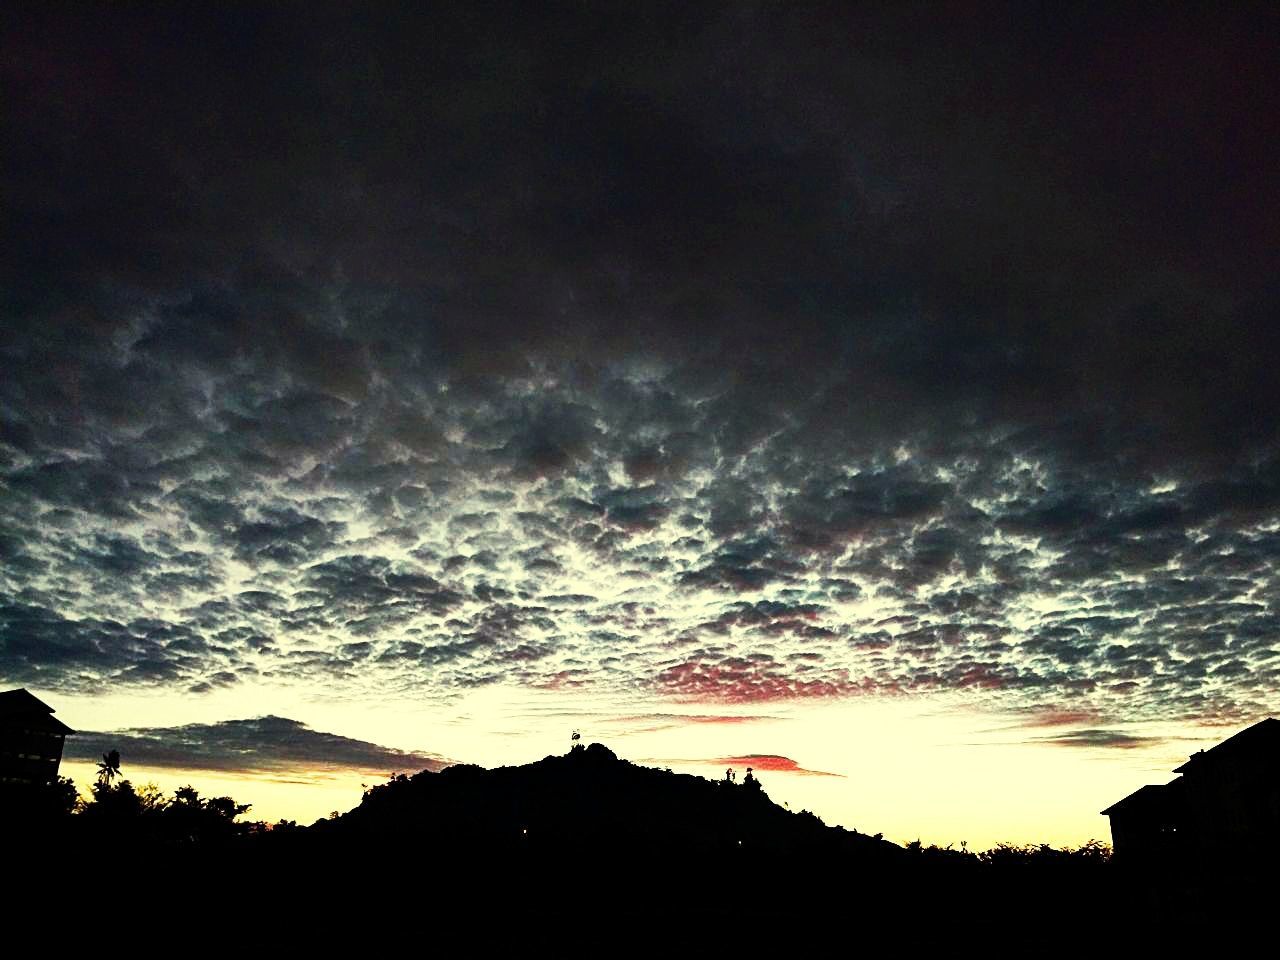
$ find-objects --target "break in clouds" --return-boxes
[3,5,1278,732]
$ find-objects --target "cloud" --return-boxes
[603,712,783,735]
[63,716,451,776]
[1,4,1278,731]
[1008,709,1102,729]
[654,655,865,703]
[652,754,842,777]
[718,755,843,777]
[1031,729,1164,750]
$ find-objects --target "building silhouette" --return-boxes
[1101,717,1280,861]
[0,689,74,785]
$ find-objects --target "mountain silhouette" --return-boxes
[308,742,903,864]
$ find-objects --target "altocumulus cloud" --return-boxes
[1,5,1278,731]
[63,717,451,776]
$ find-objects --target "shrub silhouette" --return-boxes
[69,754,256,847]
[164,785,252,843]
[0,775,79,821]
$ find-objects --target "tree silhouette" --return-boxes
[173,784,201,807]
[162,784,253,843]
[96,749,121,788]
[87,777,142,818]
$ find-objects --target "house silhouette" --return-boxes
[1101,717,1280,861]
[0,689,74,786]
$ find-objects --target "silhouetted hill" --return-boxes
[10,744,1256,935]
[308,742,904,865]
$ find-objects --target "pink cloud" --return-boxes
[654,656,867,703]
[718,754,843,777]
[646,753,843,777]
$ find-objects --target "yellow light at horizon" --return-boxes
[53,682,1224,849]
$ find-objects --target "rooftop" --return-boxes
[1100,779,1183,817]
[1173,717,1279,774]
[0,688,75,734]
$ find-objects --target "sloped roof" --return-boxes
[0,688,74,734]
[1102,718,1279,816]
[1100,778,1184,817]
[1173,717,1280,773]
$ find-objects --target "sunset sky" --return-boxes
[5,3,1278,848]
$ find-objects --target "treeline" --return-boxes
[10,748,1265,931]
[903,837,1112,865]
[1,764,1116,866]
[0,749,299,846]
[0,774,283,843]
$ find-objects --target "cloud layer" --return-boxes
[2,5,1278,731]
[64,716,449,776]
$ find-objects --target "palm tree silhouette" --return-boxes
[96,749,121,788]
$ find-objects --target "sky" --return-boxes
[4,2,1279,847]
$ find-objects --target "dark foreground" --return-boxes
[6,744,1272,937]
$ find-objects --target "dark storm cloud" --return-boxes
[2,3,1278,724]
[63,715,450,775]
